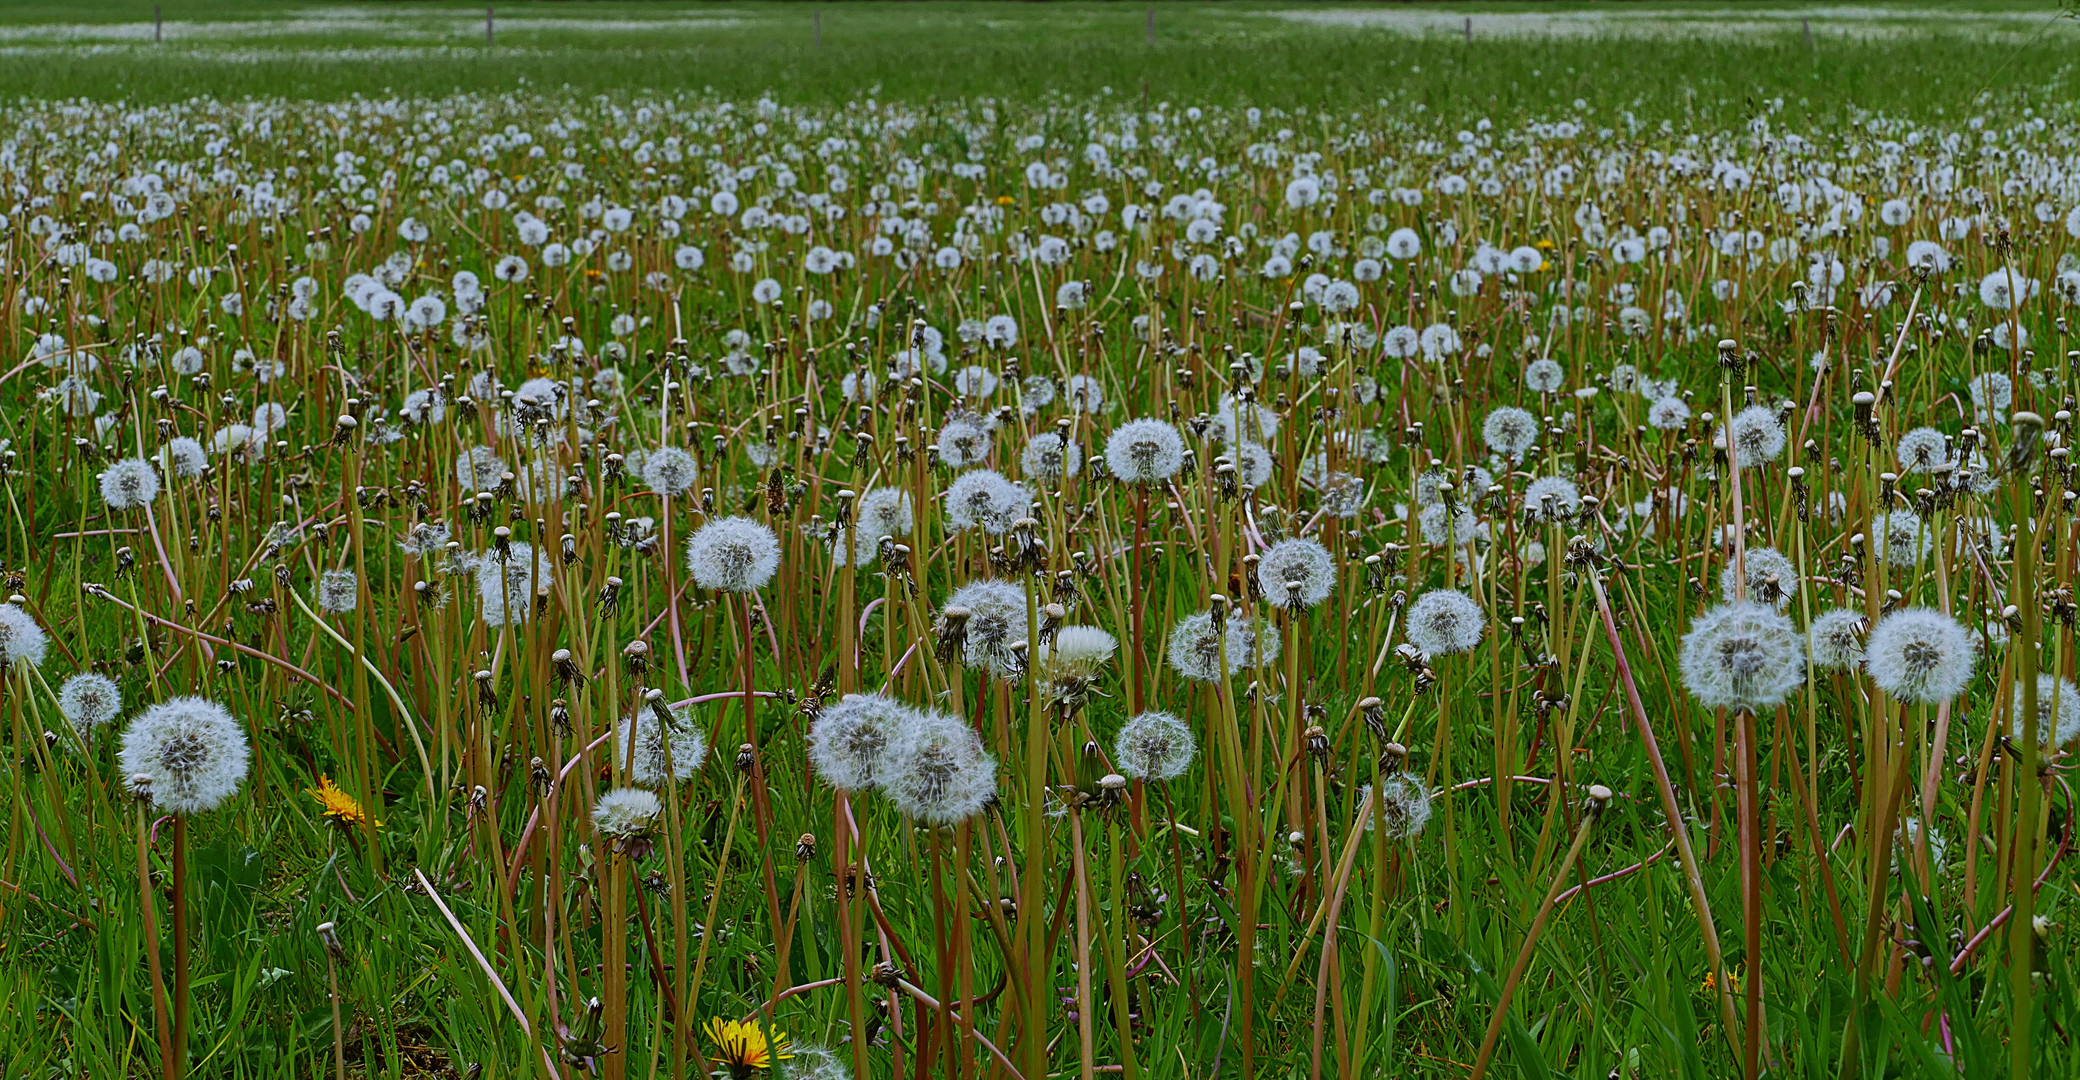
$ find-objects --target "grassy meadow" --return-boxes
[1,3,2078,1080]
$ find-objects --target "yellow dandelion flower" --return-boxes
[705,1017,790,1075]
[307,775,381,829]
[995,195,1015,206]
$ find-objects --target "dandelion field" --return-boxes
[6,3,2080,1079]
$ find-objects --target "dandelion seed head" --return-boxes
[0,604,49,669]
[59,672,122,736]
[1405,589,1486,656]
[2012,674,2080,748]
[591,787,663,838]
[1678,602,1806,711]
[1115,711,1196,781]
[880,708,995,824]
[1864,607,1975,704]
[316,569,359,614]
[117,697,250,814]
[98,457,161,510]
[1807,608,1867,670]
[642,445,699,495]
[1482,406,1539,461]
[807,692,911,792]
[1105,418,1186,485]
[617,701,709,786]
[1256,538,1335,608]
[1719,546,1797,607]
[685,516,781,593]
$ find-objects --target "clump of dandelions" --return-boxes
[1358,772,1434,839]
[59,672,122,738]
[1166,611,1278,681]
[1256,538,1335,609]
[1719,547,1798,608]
[685,516,781,593]
[879,708,996,824]
[1033,626,1117,708]
[807,692,911,792]
[2011,674,2080,748]
[1482,406,1539,463]
[98,457,162,510]
[316,569,359,614]
[1678,602,1806,711]
[0,603,50,669]
[1114,711,1196,781]
[118,697,251,814]
[1105,418,1187,485]
[1863,608,1975,704]
[1807,609,1867,670]
[642,445,699,495]
[1404,589,1486,657]
[617,698,710,786]
[591,787,663,843]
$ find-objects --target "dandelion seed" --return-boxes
[118,697,250,814]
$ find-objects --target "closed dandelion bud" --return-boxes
[316,921,344,962]
[933,605,972,666]
[1359,697,1387,739]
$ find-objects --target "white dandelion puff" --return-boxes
[1864,608,1975,704]
[117,697,250,815]
[1114,711,1196,781]
[1678,602,1806,711]
[685,517,781,593]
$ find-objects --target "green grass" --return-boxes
[0,1,2067,113]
